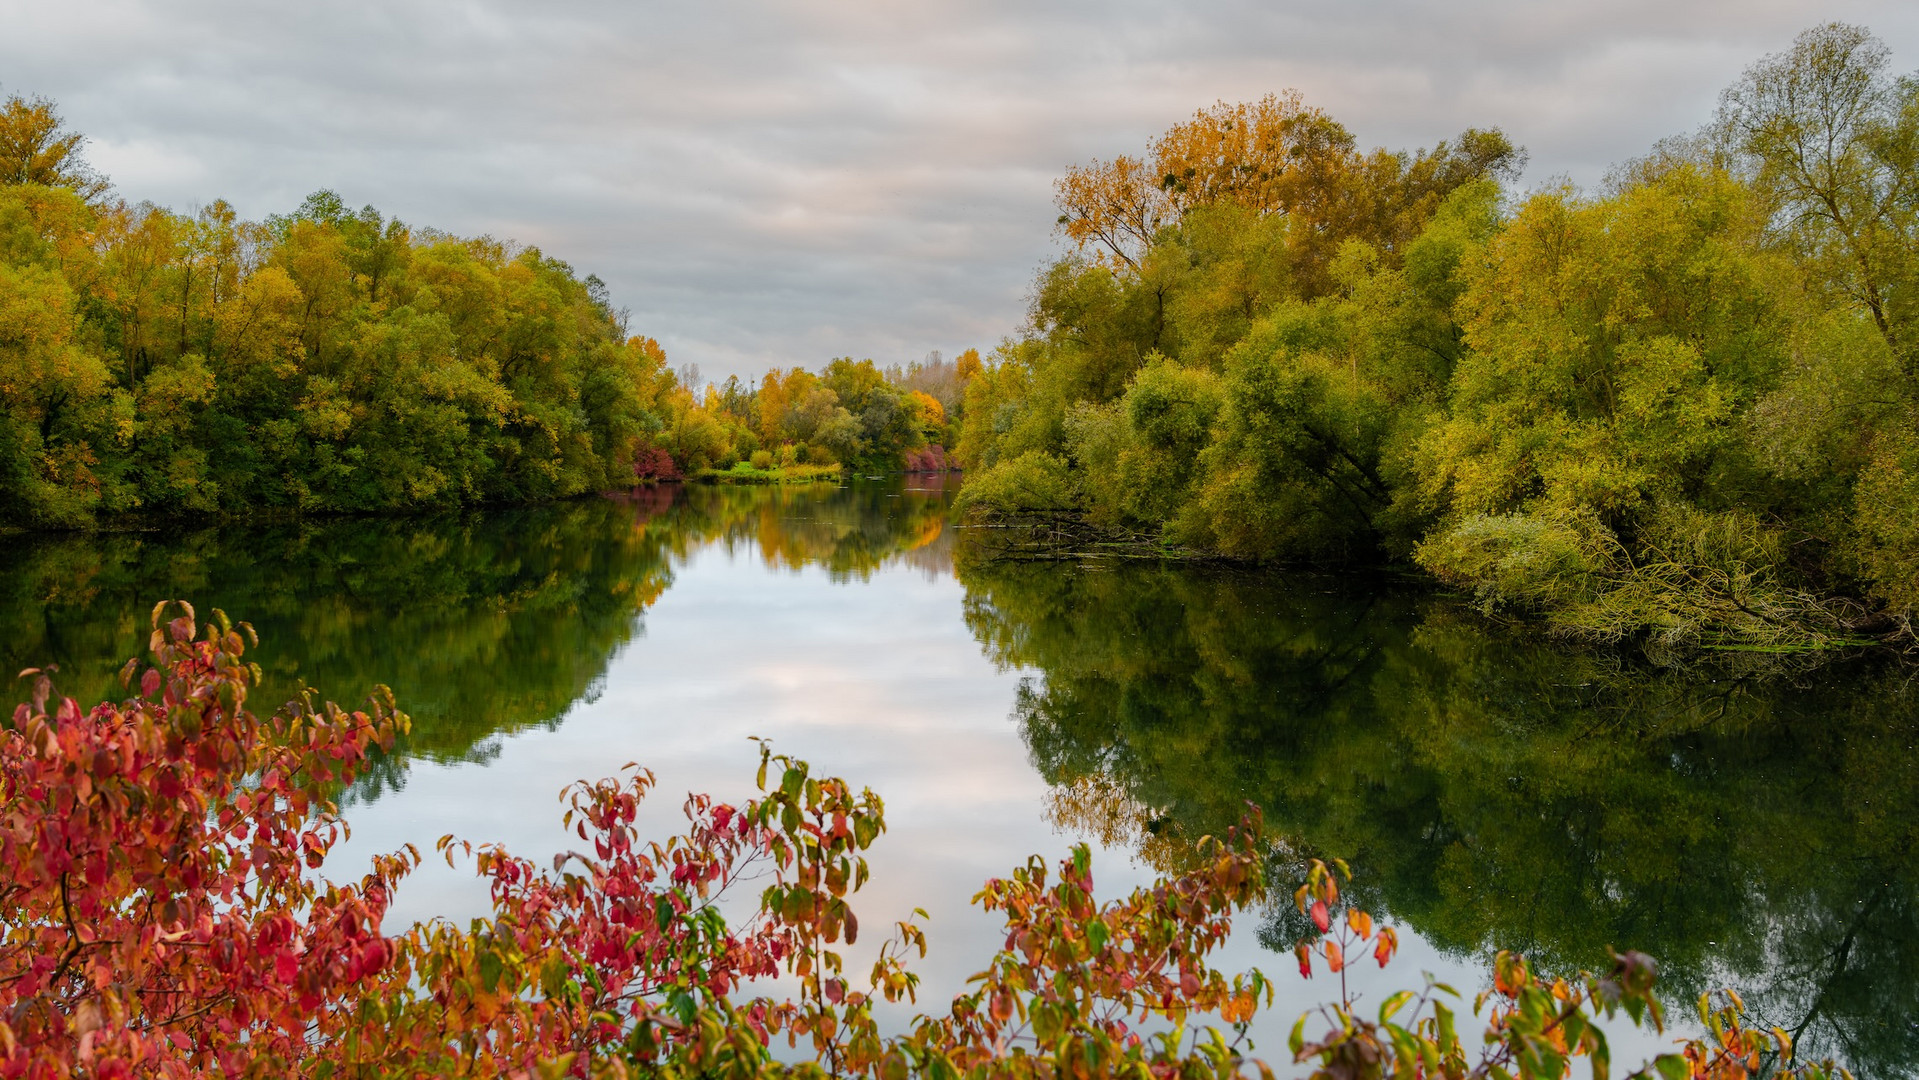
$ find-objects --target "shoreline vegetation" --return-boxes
[0,93,973,533]
[5,22,1917,657]
[694,462,846,484]
[947,23,1919,655]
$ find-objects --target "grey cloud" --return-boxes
[5,0,1917,379]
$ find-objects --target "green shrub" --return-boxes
[954,450,1077,513]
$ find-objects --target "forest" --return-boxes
[0,92,971,528]
[954,23,1919,650]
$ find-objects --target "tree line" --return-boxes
[0,93,975,528]
[955,23,1919,649]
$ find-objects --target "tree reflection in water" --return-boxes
[0,478,957,794]
[955,555,1919,1075]
[2,481,1910,1072]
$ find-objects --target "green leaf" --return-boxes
[1435,1000,1457,1052]
[1289,1013,1308,1057]
[668,988,698,1026]
[1087,918,1110,954]
[478,948,504,993]
[1386,1025,1419,1077]
[1652,1054,1690,1080]
[1379,989,1415,1024]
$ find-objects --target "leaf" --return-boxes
[1347,908,1373,938]
[477,948,504,994]
[1435,1000,1457,1052]
[1378,990,1415,1024]
[1386,1025,1420,1077]
[1086,918,1110,954]
[1289,1012,1308,1057]
[1652,1054,1690,1080]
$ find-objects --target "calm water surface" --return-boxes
[4,480,1915,1074]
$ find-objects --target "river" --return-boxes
[3,478,1913,1075]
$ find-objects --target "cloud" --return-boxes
[6,0,1916,379]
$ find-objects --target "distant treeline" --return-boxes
[955,23,1919,649]
[0,94,973,529]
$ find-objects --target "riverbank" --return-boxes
[953,504,1908,657]
[691,463,844,485]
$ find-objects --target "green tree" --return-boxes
[1717,22,1919,377]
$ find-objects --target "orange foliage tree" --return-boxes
[1054,92,1522,294]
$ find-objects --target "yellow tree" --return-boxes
[757,367,791,443]
[93,203,183,386]
[0,94,108,201]
[1055,92,1521,295]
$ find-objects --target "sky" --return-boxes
[6,1,1918,383]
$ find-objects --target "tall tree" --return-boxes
[1718,22,1919,378]
[0,94,108,201]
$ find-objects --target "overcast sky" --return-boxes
[7,1,1917,381]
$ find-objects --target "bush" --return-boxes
[954,450,1077,514]
[1418,508,1852,649]
[1848,420,1919,622]
[632,445,683,482]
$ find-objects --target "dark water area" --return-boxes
[3,479,1914,1075]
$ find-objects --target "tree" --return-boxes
[1054,92,1522,294]
[1718,22,1919,378]
[0,94,108,201]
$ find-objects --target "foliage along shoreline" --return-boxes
[0,94,975,536]
[950,23,1919,654]
[0,602,1851,1079]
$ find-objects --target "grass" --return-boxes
[692,462,844,485]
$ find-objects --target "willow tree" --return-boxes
[1718,22,1919,379]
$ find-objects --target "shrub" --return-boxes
[954,451,1077,514]
[633,445,683,482]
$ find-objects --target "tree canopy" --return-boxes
[960,23,1919,649]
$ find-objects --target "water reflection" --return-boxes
[3,480,1913,1072]
[954,556,1919,1073]
[0,478,957,785]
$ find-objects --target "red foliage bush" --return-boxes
[633,446,683,482]
[902,446,949,474]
